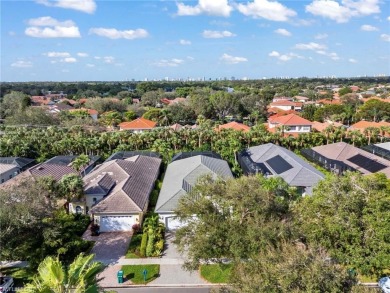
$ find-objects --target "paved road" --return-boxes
[105,287,214,293]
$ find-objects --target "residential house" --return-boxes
[268,113,312,135]
[309,142,390,178]
[68,108,99,121]
[0,157,35,184]
[269,100,303,111]
[47,103,74,114]
[216,121,250,132]
[238,143,324,195]
[170,123,183,131]
[85,155,162,232]
[294,96,310,103]
[272,96,293,103]
[155,152,233,230]
[312,121,344,132]
[118,117,157,132]
[349,121,390,137]
[29,155,100,181]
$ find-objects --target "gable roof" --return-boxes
[155,155,233,213]
[270,100,303,107]
[312,121,344,132]
[311,142,390,178]
[29,155,99,181]
[0,157,35,169]
[350,121,390,130]
[217,121,251,132]
[240,143,324,194]
[269,113,312,126]
[88,155,162,214]
[119,117,156,130]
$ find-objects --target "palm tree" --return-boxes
[71,154,90,177]
[21,253,104,293]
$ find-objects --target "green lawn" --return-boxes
[200,263,232,283]
[0,267,34,287]
[121,264,160,284]
[125,234,143,258]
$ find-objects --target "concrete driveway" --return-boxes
[83,230,132,265]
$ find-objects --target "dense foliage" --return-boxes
[174,174,390,292]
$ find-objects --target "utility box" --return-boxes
[117,270,124,284]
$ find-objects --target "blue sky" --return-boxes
[1,0,389,81]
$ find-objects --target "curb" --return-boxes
[103,283,226,288]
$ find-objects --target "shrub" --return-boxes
[155,239,164,251]
[146,233,155,257]
[90,224,100,236]
[140,232,148,257]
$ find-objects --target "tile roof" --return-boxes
[88,155,162,214]
[119,118,156,130]
[69,108,98,115]
[155,155,233,213]
[170,123,183,131]
[242,143,324,194]
[350,121,390,130]
[316,99,342,105]
[0,157,35,169]
[269,113,312,126]
[270,100,302,107]
[0,164,18,174]
[217,121,251,132]
[311,142,390,178]
[29,155,99,181]
[312,121,344,132]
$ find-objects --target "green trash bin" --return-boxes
[117,270,124,284]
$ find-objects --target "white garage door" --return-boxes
[100,216,134,232]
[166,216,182,231]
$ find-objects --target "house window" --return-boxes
[1,179,4,183]
[9,174,12,179]
[93,197,97,204]
[75,206,83,214]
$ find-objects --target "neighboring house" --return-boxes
[294,96,310,103]
[29,155,100,181]
[161,98,187,105]
[217,121,250,132]
[85,155,162,232]
[118,117,157,132]
[155,152,233,230]
[47,103,74,114]
[0,157,35,184]
[170,123,183,131]
[238,143,324,195]
[269,100,303,111]
[349,121,390,136]
[308,142,390,178]
[315,99,342,106]
[272,97,293,103]
[312,121,344,132]
[268,113,312,134]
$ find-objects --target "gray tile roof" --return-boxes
[89,155,162,214]
[0,157,35,169]
[155,155,233,213]
[245,143,325,194]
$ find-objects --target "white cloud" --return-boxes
[62,57,77,63]
[177,0,232,17]
[179,39,192,45]
[77,52,89,57]
[27,16,75,27]
[155,58,184,67]
[349,58,358,63]
[306,0,380,23]
[103,56,115,64]
[35,0,96,14]
[269,51,302,61]
[44,51,71,57]
[237,0,297,22]
[381,34,390,42]
[25,16,80,38]
[388,16,390,21]
[11,60,33,68]
[361,24,378,31]
[274,28,291,36]
[202,30,236,38]
[220,53,248,64]
[315,33,328,39]
[294,42,327,50]
[89,28,149,39]
[25,26,81,38]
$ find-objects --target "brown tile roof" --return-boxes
[170,123,183,131]
[119,118,156,130]
[217,121,251,132]
[317,99,342,105]
[269,113,312,126]
[350,121,390,131]
[270,100,302,107]
[312,142,390,177]
[88,155,162,214]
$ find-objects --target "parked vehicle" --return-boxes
[0,276,14,293]
[379,276,390,293]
